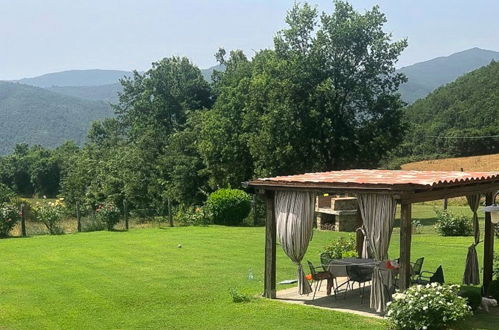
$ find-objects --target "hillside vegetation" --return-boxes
[397,47,499,103]
[394,60,499,163]
[401,153,499,171]
[47,83,122,103]
[0,82,113,155]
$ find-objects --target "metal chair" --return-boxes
[413,265,444,285]
[307,260,333,300]
[320,252,333,272]
[346,265,372,304]
[410,257,424,280]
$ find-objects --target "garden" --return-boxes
[1,182,499,329]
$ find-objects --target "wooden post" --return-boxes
[168,198,174,227]
[76,201,82,232]
[123,199,129,230]
[483,192,494,293]
[263,190,276,299]
[399,202,412,290]
[443,198,448,210]
[253,194,257,226]
[20,203,27,237]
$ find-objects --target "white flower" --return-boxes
[393,293,406,301]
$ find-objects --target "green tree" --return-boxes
[197,1,407,184]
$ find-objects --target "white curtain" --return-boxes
[275,191,316,295]
[357,193,397,313]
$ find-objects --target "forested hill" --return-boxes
[46,83,122,103]
[0,82,113,155]
[16,69,133,88]
[398,47,499,103]
[13,66,222,103]
[397,60,499,161]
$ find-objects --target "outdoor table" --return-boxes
[327,258,378,277]
[327,258,397,296]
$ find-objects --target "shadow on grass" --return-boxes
[453,309,499,330]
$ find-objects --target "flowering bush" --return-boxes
[322,236,357,259]
[386,283,472,329]
[175,206,212,226]
[434,209,472,236]
[96,202,121,230]
[32,199,66,234]
[0,203,21,237]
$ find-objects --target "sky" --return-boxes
[1,0,499,80]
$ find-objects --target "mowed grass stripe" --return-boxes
[0,226,384,329]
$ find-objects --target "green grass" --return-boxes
[0,204,497,329]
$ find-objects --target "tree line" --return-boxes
[0,2,408,212]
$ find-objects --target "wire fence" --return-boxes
[10,202,173,237]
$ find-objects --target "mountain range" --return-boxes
[0,48,498,155]
[399,59,499,160]
[397,47,499,103]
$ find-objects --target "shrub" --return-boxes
[205,189,251,226]
[322,236,357,259]
[488,279,499,302]
[229,288,251,303]
[434,209,472,236]
[32,199,66,235]
[493,255,499,279]
[459,285,482,311]
[96,202,121,231]
[0,203,21,237]
[175,206,212,226]
[0,184,15,204]
[386,283,472,330]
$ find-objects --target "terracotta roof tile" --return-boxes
[249,169,499,189]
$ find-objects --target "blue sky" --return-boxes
[1,0,499,79]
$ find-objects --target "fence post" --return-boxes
[168,198,174,227]
[123,199,129,230]
[20,203,27,237]
[76,201,82,232]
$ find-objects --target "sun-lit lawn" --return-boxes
[0,204,497,329]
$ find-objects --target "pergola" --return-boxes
[247,169,499,310]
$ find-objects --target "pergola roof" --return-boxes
[247,169,499,202]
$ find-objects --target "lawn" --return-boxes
[0,204,497,329]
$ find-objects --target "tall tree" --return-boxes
[198,1,407,182]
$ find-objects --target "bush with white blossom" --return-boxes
[386,283,472,329]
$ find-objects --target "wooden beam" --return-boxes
[263,190,276,299]
[399,203,412,290]
[400,182,499,204]
[248,181,410,194]
[483,192,495,293]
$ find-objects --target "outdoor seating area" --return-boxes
[277,276,381,318]
[247,169,499,315]
[298,255,426,315]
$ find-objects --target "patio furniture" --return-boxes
[307,260,333,300]
[328,258,377,298]
[413,265,444,285]
[346,265,373,304]
[410,257,424,280]
[320,252,333,272]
